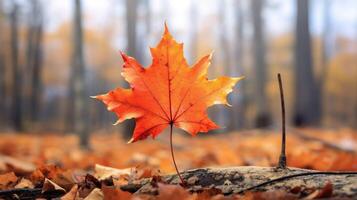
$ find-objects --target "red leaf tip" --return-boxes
[120,51,129,62]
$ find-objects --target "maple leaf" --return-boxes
[94,24,243,143]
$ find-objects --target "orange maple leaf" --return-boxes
[94,24,243,143]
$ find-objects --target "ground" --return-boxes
[0,128,356,199]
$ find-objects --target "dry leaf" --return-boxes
[52,169,76,191]
[14,178,34,189]
[241,190,297,200]
[156,183,191,200]
[42,178,66,193]
[136,166,161,179]
[61,184,79,200]
[102,185,132,200]
[29,168,45,186]
[0,155,36,175]
[0,172,18,189]
[94,164,133,181]
[303,182,333,199]
[78,174,101,198]
[84,188,104,200]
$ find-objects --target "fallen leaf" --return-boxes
[84,188,104,200]
[38,164,64,179]
[61,184,79,200]
[78,174,101,198]
[42,178,66,193]
[14,178,34,189]
[210,194,235,200]
[0,155,35,175]
[94,24,243,143]
[315,181,333,198]
[303,182,333,199]
[102,185,132,200]
[136,166,161,179]
[0,172,18,189]
[52,169,76,191]
[29,168,45,187]
[94,164,133,181]
[192,188,226,200]
[156,183,191,200]
[241,190,298,200]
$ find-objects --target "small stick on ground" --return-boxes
[277,73,287,169]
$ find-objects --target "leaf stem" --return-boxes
[277,73,287,169]
[169,123,185,185]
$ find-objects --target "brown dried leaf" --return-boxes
[303,182,333,199]
[78,174,101,198]
[0,172,18,189]
[61,184,79,200]
[14,178,34,189]
[136,166,161,179]
[194,188,223,200]
[156,183,192,200]
[29,168,45,186]
[242,190,298,200]
[94,164,133,181]
[42,178,66,193]
[52,169,76,191]
[84,188,104,200]
[102,185,132,200]
[0,155,36,175]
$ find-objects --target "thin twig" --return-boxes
[238,171,357,194]
[277,73,287,169]
[169,123,185,185]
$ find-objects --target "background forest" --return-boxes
[0,1,357,199]
[0,0,356,147]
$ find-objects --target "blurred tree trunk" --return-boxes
[217,0,232,130]
[142,0,151,64]
[68,0,89,147]
[123,0,138,139]
[251,0,271,127]
[10,3,23,131]
[318,0,332,125]
[189,0,198,63]
[353,74,357,129]
[126,0,138,58]
[30,12,43,123]
[26,0,44,123]
[143,0,151,35]
[353,22,357,129]
[25,4,35,123]
[218,1,230,73]
[230,0,247,130]
[0,1,6,126]
[293,0,319,126]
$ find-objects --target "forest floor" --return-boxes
[0,128,356,199]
